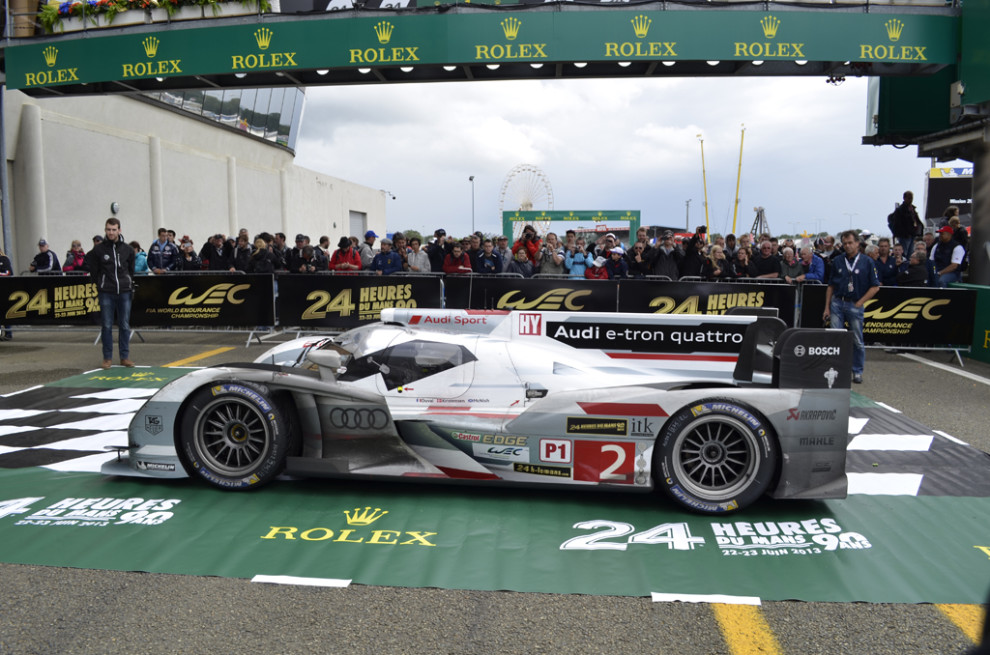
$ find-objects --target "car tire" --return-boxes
[656,398,778,514]
[178,382,289,490]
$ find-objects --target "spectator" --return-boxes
[824,229,880,384]
[425,229,452,272]
[286,234,308,272]
[465,234,483,269]
[202,233,234,271]
[733,247,758,279]
[495,235,513,268]
[874,238,898,286]
[633,227,653,260]
[605,247,629,279]
[392,232,409,271]
[317,236,331,259]
[62,240,87,272]
[505,248,534,278]
[779,247,802,283]
[565,237,593,278]
[358,230,378,268]
[864,244,879,261]
[795,246,825,283]
[177,239,202,270]
[753,241,781,279]
[443,242,474,275]
[679,229,707,278]
[271,232,288,270]
[702,244,734,281]
[329,236,361,273]
[406,237,431,273]
[563,229,577,253]
[914,240,938,286]
[930,225,965,287]
[937,204,959,229]
[592,232,619,259]
[29,239,61,273]
[233,234,253,272]
[512,225,542,266]
[0,246,12,340]
[584,256,609,280]
[86,217,136,369]
[92,235,103,249]
[922,231,936,255]
[147,227,179,274]
[648,231,682,279]
[245,238,279,274]
[130,241,149,275]
[626,241,651,278]
[474,239,503,275]
[897,250,930,287]
[723,233,738,259]
[538,232,566,275]
[949,215,969,251]
[369,238,403,275]
[889,190,923,255]
[297,245,320,273]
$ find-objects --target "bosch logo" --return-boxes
[809,346,841,356]
[793,345,806,357]
[329,408,390,430]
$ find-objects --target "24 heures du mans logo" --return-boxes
[122,37,183,79]
[349,21,420,64]
[24,46,79,87]
[261,506,438,547]
[604,15,677,59]
[231,28,299,71]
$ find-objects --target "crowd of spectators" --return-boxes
[10,204,972,289]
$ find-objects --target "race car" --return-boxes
[102,308,853,514]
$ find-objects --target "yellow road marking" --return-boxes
[937,604,986,644]
[712,603,783,655]
[164,347,236,368]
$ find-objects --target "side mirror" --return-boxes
[306,350,341,381]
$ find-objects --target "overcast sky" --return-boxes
[293,75,958,240]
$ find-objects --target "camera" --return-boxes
[697,226,707,234]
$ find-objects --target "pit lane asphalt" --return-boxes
[0,329,986,655]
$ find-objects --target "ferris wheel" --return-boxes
[498,164,554,240]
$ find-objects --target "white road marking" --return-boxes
[847,472,924,496]
[933,429,969,446]
[651,592,761,605]
[252,575,352,588]
[847,434,934,451]
[900,353,990,387]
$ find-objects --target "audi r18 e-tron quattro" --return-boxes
[103,308,853,514]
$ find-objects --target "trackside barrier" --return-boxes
[0,274,976,350]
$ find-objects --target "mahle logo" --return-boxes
[168,283,250,306]
[497,289,591,311]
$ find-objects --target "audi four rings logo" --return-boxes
[329,407,390,430]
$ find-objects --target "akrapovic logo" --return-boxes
[168,283,250,305]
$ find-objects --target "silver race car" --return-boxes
[103,309,853,514]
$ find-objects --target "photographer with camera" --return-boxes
[678,226,708,278]
[511,224,542,266]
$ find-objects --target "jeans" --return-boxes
[936,271,960,288]
[830,298,865,375]
[896,236,915,257]
[99,291,132,360]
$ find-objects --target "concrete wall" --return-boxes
[2,91,386,270]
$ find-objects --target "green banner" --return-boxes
[4,10,958,91]
[502,210,641,239]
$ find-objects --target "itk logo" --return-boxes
[518,313,542,335]
[261,506,438,546]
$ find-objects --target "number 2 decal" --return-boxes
[573,441,635,483]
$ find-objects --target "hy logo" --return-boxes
[501,17,521,41]
[168,283,250,306]
[254,27,273,50]
[142,36,159,58]
[631,15,651,39]
[344,507,388,525]
[374,21,394,44]
[43,46,58,68]
[885,18,904,42]
[760,15,780,39]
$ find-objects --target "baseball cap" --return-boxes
[92,235,103,242]
[937,225,954,234]
[435,228,446,236]
[593,256,606,267]
[295,233,305,242]
[610,247,625,255]
[365,230,379,239]
[661,230,674,239]
[604,232,616,240]
[497,235,508,240]
[380,238,393,245]
[38,239,48,246]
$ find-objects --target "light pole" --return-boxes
[685,199,691,231]
[469,176,475,234]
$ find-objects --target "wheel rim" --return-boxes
[671,415,761,500]
[193,397,272,476]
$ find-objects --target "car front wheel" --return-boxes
[657,399,778,514]
[178,383,289,490]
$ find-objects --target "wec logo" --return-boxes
[864,297,950,321]
[168,283,251,306]
[497,289,591,311]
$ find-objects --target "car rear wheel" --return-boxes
[657,399,778,514]
[178,383,289,490]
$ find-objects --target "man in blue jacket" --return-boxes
[795,246,825,283]
[369,238,403,275]
[147,227,179,274]
[823,230,880,384]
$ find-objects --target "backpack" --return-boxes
[887,211,897,234]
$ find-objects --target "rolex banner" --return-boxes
[130,274,275,327]
[0,276,101,325]
[800,285,976,347]
[277,275,443,328]
[618,280,798,327]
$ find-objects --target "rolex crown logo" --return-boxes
[760,15,780,40]
[631,15,651,39]
[254,27,273,50]
[501,17,521,41]
[885,18,904,42]
[344,506,388,525]
[374,21,394,45]
[142,36,160,59]
[42,46,58,68]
